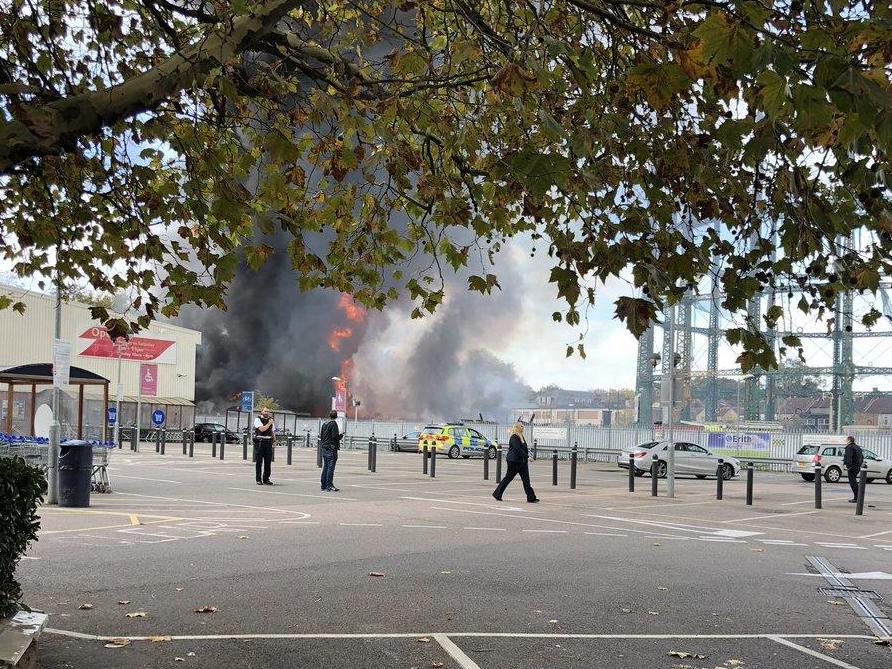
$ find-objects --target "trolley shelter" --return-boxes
[0,363,110,439]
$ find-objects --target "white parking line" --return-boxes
[522,529,569,534]
[112,474,183,484]
[229,487,359,501]
[339,523,383,527]
[769,635,863,669]
[464,527,506,532]
[726,510,819,522]
[433,634,482,669]
[401,525,448,529]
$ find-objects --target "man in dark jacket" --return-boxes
[843,435,864,503]
[492,422,539,503]
[253,407,275,485]
[319,411,344,492]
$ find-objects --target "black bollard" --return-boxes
[815,463,823,509]
[211,432,217,458]
[483,447,490,480]
[368,437,374,471]
[371,436,377,473]
[496,446,502,481]
[651,454,658,497]
[552,450,558,486]
[118,430,123,449]
[160,430,166,455]
[188,431,194,458]
[155,430,161,453]
[570,443,578,490]
[745,462,753,506]
[316,440,322,468]
[716,458,724,500]
[628,455,635,492]
[532,439,538,461]
[305,431,310,448]
[182,431,187,456]
[430,446,436,478]
[423,445,429,474]
[287,435,293,465]
[131,428,138,452]
[242,432,249,461]
[220,435,225,460]
[856,463,868,516]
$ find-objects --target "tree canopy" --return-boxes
[1,0,890,369]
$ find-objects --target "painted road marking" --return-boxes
[814,543,867,550]
[789,571,892,580]
[433,634,482,669]
[339,523,383,527]
[229,487,359,501]
[116,492,312,517]
[464,527,506,532]
[769,636,863,669]
[112,474,183,484]
[726,510,820,523]
[583,532,627,537]
[522,529,569,534]
[129,514,140,526]
[583,514,762,538]
[401,525,448,529]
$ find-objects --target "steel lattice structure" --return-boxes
[635,282,892,431]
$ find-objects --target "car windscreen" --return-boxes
[636,442,659,450]
[422,426,441,433]
[797,445,819,455]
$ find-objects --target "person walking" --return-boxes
[843,435,864,503]
[254,407,275,485]
[320,410,344,492]
[492,422,539,503]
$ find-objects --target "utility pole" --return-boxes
[47,276,62,505]
[666,306,676,499]
[113,344,123,446]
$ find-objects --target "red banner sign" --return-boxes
[77,327,176,364]
[140,363,158,397]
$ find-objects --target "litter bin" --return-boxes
[59,440,93,507]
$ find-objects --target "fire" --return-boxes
[338,293,367,322]
[328,327,352,352]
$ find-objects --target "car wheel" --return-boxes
[448,445,460,459]
[800,473,815,482]
[886,469,892,485]
[824,466,842,483]
[720,463,734,480]
[656,460,667,478]
[487,445,497,460]
[695,474,707,480]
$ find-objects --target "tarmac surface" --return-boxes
[17,442,892,668]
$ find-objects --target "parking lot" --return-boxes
[20,444,892,668]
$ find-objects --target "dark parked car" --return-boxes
[193,423,239,443]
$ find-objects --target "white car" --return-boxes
[618,441,740,480]
[794,444,892,484]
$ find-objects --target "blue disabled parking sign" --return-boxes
[151,409,165,426]
[240,391,254,413]
[107,407,117,424]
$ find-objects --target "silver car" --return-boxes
[618,441,740,480]
[794,444,892,484]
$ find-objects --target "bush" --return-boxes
[0,458,44,618]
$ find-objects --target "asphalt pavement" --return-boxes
[18,443,892,668]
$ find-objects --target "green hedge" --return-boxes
[0,458,45,618]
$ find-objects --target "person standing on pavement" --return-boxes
[254,407,275,485]
[320,410,344,492]
[492,422,539,503]
[843,435,864,503]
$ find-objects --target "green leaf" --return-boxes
[613,297,657,338]
[757,70,789,119]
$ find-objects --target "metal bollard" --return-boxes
[815,463,823,509]
[430,446,436,478]
[495,446,502,481]
[716,458,724,500]
[856,463,868,516]
[305,431,311,448]
[182,431,187,456]
[155,431,161,453]
[316,440,322,468]
[532,439,538,461]
[242,432,249,460]
[651,454,658,497]
[368,437,374,471]
[483,447,490,480]
[552,450,558,486]
[220,435,225,460]
[745,462,753,506]
[287,435,293,465]
[188,432,194,458]
[118,431,124,449]
[160,430,166,455]
[131,428,138,452]
[422,445,429,474]
[371,436,377,473]
[628,455,635,492]
[570,443,578,490]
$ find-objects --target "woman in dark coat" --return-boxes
[492,422,539,503]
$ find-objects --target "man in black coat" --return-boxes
[253,407,275,485]
[492,422,539,503]
[319,411,344,492]
[843,435,864,503]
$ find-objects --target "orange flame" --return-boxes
[338,293,367,322]
[328,327,352,352]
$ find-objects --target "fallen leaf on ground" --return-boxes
[125,612,147,618]
[148,635,170,642]
[672,665,693,669]
[652,542,662,546]
[667,651,706,659]
[117,601,130,605]
[175,588,184,592]
[874,638,891,646]
[827,600,845,606]
[104,638,130,648]
[751,549,763,553]
[187,652,196,656]
[194,606,217,613]
[727,661,744,667]
[369,572,385,577]
[416,637,431,643]
[78,604,93,610]
[621,608,632,613]
[440,571,451,574]
[647,611,659,616]
[175,658,184,662]
[819,638,842,652]
[657,587,668,591]
[549,619,558,623]
[238,535,249,539]
[431,663,444,668]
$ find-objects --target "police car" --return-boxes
[418,423,497,459]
